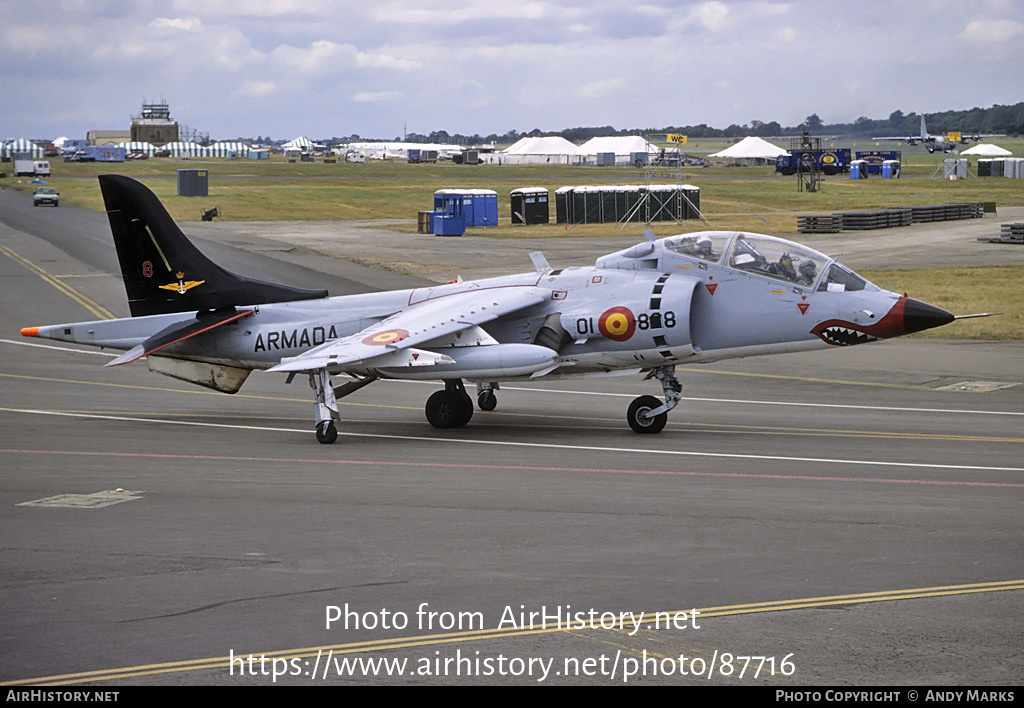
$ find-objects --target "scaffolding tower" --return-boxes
[790,132,822,192]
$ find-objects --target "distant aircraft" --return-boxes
[22,176,956,444]
[873,116,1005,153]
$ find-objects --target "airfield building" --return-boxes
[130,101,179,147]
[87,130,130,146]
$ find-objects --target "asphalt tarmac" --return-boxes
[1,186,1021,686]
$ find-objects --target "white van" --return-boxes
[33,161,51,177]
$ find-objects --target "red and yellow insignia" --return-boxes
[159,271,204,295]
[362,328,410,346]
[598,306,636,342]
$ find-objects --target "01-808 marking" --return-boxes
[576,311,676,337]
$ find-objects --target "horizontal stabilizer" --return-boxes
[104,308,254,367]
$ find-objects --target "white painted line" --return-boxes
[382,379,1024,416]
[4,338,1019,417]
[5,407,1023,473]
[498,385,1024,417]
[16,489,143,508]
[0,338,117,358]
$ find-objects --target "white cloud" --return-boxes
[352,91,402,103]
[958,18,1024,43]
[355,51,421,71]
[149,17,202,31]
[233,80,279,98]
[576,78,626,100]
[691,1,730,31]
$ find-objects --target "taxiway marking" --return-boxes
[3,409,1024,475]
[0,245,115,320]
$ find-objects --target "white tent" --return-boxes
[709,136,788,164]
[580,136,655,161]
[960,143,1012,156]
[490,136,585,165]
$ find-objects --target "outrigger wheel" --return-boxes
[477,389,497,411]
[425,380,474,429]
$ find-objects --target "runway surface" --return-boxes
[1,186,1021,686]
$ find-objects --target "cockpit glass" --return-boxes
[727,234,825,288]
[663,233,730,263]
[817,263,866,292]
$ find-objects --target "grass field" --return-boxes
[5,152,1023,231]
[859,265,1024,340]
[4,154,1021,339]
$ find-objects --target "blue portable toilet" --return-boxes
[850,160,868,180]
[881,160,901,179]
[433,189,498,228]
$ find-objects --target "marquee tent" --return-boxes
[488,136,585,165]
[118,141,157,156]
[708,136,788,165]
[960,143,1013,156]
[203,142,249,158]
[164,141,203,157]
[580,136,655,161]
[3,138,44,159]
[282,136,313,150]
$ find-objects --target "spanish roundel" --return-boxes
[598,306,636,342]
[362,328,410,346]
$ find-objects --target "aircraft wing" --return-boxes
[267,287,545,373]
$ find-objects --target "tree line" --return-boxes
[392,103,1024,145]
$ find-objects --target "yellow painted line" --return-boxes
[5,579,1021,686]
[0,244,115,320]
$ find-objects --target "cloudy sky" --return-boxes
[2,0,1022,142]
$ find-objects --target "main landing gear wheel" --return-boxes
[627,395,667,434]
[425,390,474,429]
[477,389,497,411]
[316,420,338,444]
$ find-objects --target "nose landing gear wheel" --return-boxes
[627,395,667,434]
[316,420,338,444]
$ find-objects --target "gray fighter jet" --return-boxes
[22,176,955,443]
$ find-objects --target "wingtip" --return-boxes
[20,326,40,338]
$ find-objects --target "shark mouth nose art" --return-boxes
[811,323,877,346]
[811,295,955,346]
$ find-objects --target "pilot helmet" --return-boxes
[696,235,712,251]
[800,260,817,278]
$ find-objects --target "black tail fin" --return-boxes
[99,174,328,317]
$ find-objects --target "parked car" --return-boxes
[33,186,59,207]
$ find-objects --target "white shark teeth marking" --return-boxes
[822,326,876,346]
